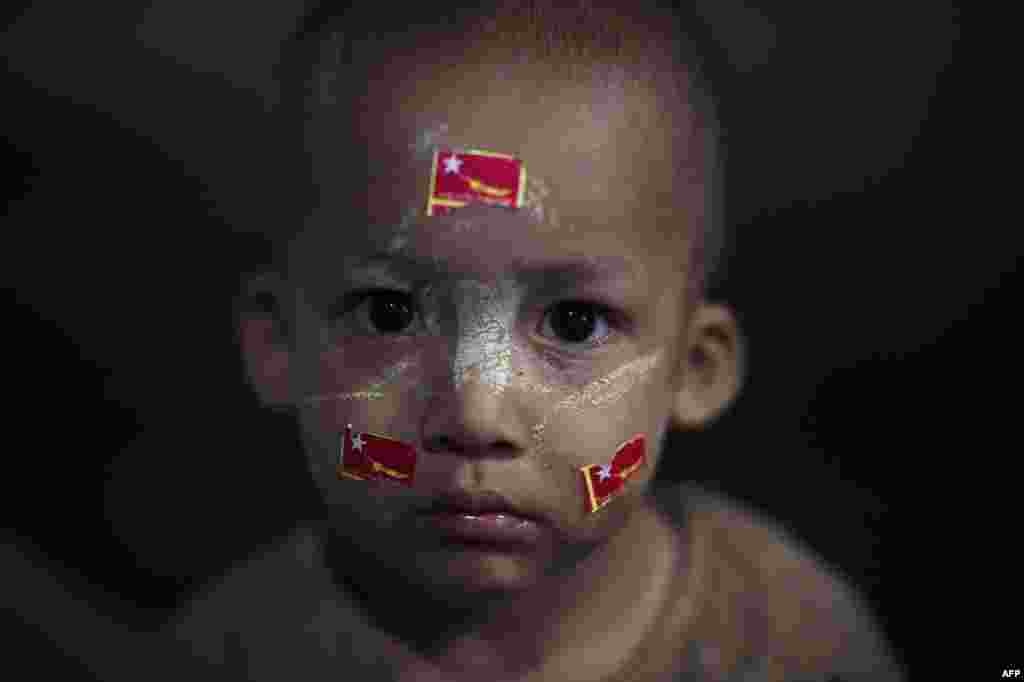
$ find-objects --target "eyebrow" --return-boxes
[515,257,637,295]
[347,253,636,292]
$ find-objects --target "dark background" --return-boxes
[4,1,1011,680]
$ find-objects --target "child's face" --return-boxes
[247,55,738,602]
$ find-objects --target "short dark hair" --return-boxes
[267,0,730,296]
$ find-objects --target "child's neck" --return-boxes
[457,498,682,680]
[325,497,683,681]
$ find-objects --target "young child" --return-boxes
[167,2,905,680]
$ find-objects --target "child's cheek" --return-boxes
[526,346,608,389]
[305,338,424,435]
[528,350,664,482]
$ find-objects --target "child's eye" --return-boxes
[331,292,616,348]
[336,289,418,335]
[539,301,613,347]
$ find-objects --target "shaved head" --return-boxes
[238,4,747,657]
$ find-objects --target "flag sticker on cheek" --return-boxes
[579,434,646,514]
[339,424,417,487]
[426,148,527,216]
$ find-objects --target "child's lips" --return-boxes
[416,511,545,548]
[413,489,550,548]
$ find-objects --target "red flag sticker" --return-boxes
[339,424,417,487]
[580,434,646,514]
[610,434,645,480]
[426,148,527,216]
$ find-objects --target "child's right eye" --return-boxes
[330,289,418,335]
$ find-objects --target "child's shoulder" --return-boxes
[162,526,433,681]
[162,525,339,671]
[652,483,905,681]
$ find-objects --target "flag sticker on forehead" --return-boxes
[579,434,647,514]
[426,148,527,216]
[339,424,417,487]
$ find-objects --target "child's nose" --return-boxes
[442,278,522,389]
[419,373,530,461]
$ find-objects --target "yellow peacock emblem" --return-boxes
[370,459,410,479]
[464,176,513,198]
[616,458,644,480]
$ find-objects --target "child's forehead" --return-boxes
[295,50,702,290]
[308,65,691,243]
[320,64,662,184]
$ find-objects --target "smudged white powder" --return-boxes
[385,205,421,255]
[552,352,662,412]
[450,279,523,395]
[303,355,418,405]
[529,350,663,462]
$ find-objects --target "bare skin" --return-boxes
[239,45,743,681]
[425,501,683,681]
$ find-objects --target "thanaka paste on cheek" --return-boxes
[298,350,425,480]
[529,422,554,472]
[302,355,419,405]
[525,351,663,510]
[552,351,662,412]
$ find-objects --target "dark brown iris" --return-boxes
[369,292,414,333]
[549,302,597,343]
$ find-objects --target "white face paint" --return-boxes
[385,205,422,255]
[529,350,664,461]
[302,354,419,405]
[303,390,384,404]
[551,351,662,412]
[522,174,556,228]
[450,278,524,394]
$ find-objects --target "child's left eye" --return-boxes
[539,301,614,348]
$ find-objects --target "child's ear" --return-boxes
[235,273,293,410]
[671,303,745,430]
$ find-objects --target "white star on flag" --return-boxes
[443,154,463,174]
[597,463,613,481]
[351,432,365,451]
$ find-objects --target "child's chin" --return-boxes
[416,542,549,595]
